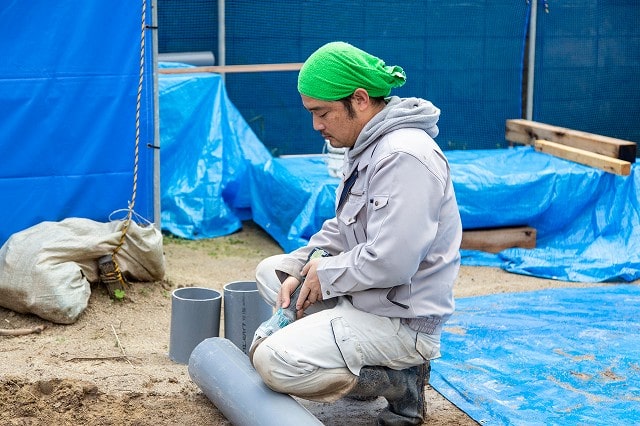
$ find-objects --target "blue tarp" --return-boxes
[157,65,640,425]
[249,147,640,283]
[157,68,640,283]
[430,284,640,425]
[158,65,271,239]
[449,148,640,282]
[0,1,155,245]
[249,156,340,248]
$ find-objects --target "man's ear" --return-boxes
[351,88,371,110]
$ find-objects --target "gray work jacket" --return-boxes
[277,105,461,334]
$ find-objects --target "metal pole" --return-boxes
[150,0,161,227]
[218,0,226,82]
[526,0,537,121]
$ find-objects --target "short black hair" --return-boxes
[339,94,386,118]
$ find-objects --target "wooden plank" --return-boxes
[461,226,536,253]
[534,139,631,176]
[158,63,304,75]
[506,119,637,163]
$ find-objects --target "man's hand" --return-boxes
[277,276,301,310]
[295,258,324,318]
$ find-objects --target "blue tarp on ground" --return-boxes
[430,284,640,425]
[157,68,640,283]
[158,66,640,425]
[249,156,340,248]
[158,65,271,239]
[249,147,640,283]
[450,148,640,283]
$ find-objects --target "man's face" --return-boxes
[301,94,362,149]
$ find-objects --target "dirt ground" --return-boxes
[0,221,604,425]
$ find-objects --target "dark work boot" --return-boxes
[346,362,430,426]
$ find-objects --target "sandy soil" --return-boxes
[0,221,602,425]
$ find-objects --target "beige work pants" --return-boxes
[252,254,441,402]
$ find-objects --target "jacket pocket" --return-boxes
[337,199,366,247]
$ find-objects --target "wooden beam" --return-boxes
[534,139,631,175]
[158,63,304,75]
[461,226,537,253]
[506,119,637,163]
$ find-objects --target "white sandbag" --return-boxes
[0,215,165,324]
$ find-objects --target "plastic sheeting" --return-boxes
[430,284,640,425]
[0,2,155,245]
[158,64,271,239]
[250,156,340,251]
[249,147,640,283]
[449,148,640,282]
[156,61,639,283]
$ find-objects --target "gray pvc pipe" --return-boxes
[189,337,322,425]
[169,287,221,364]
[223,281,273,354]
[157,51,215,66]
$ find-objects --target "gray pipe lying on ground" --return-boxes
[188,337,323,426]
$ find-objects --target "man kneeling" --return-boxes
[251,41,462,426]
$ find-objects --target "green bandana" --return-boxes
[297,41,406,101]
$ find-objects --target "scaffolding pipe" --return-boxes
[188,337,323,426]
[150,0,161,227]
[218,0,225,82]
[526,0,537,121]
